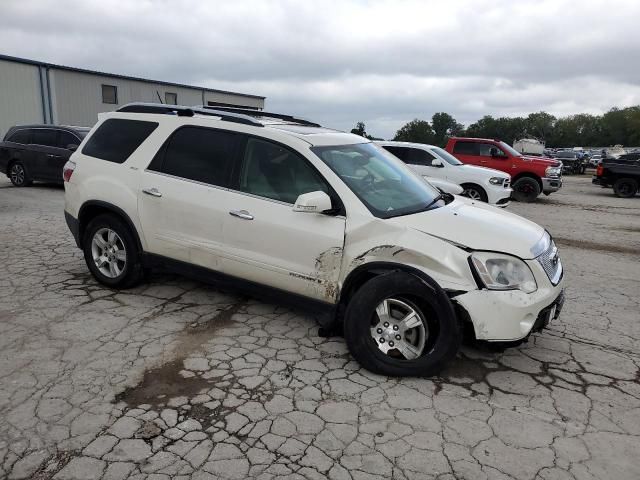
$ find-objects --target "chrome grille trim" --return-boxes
[537,240,562,285]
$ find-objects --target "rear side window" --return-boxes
[58,131,80,149]
[452,141,479,155]
[152,126,238,187]
[83,119,158,163]
[32,129,59,147]
[7,129,30,144]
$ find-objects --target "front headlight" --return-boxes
[470,252,537,293]
[546,166,561,177]
[489,177,505,185]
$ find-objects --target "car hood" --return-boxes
[388,198,545,259]
[520,155,561,167]
[459,164,510,178]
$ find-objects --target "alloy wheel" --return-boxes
[91,228,127,278]
[10,164,25,186]
[462,188,482,200]
[370,298,428,360]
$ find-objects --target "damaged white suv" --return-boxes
[64,103,564,377]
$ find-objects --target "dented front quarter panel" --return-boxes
[339,212,478,293]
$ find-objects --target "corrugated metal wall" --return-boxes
[0,59,44,138]
[50,70,208,126]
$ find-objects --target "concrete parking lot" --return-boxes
[0,175,638,480]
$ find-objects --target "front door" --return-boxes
[138,126,241,271]
[221,137,346,302]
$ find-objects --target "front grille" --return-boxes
[537,241,562,285]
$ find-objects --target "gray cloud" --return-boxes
[2,0,639,138]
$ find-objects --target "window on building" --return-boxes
[165,92,177,105]
[102,84,118,104]
[154,127,238,187]
[82,119,158,163]
[32,129,59,147]
[238,138,328,204]
[7,129,31,144]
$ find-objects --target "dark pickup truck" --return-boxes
[592,153,640,198]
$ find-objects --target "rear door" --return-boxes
[138,125,240,271]
[451,140,481,166]
[30,128,68,181]
[221,136,346,302]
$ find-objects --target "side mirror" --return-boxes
[67,144,78,152]
[431,159,444,167]
[490,147,504,158]
[292,191,332,213]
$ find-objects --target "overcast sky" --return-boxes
[2,0,639,138]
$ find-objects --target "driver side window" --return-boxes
[238,138,328,204]
[479,143,505,157]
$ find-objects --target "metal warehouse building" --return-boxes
[0,53,265,138]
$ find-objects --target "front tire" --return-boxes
[461,183,488,202]
[343,272,461,377]
[83,214,144,289]
[512,177,541,202]
[9,161,32,187]
[613,178,638,198]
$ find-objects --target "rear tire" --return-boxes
[613,178,638,198]
[461,183,488,202]
[512,177,541,202]
[9,161,32,187]
[343,272,461,377]
[83,214,144,289]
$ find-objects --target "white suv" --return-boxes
[63,103,564,377]
[377,141,512,206]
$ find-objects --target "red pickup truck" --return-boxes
[445,137,563,202]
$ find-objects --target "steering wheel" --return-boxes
[361,172,376,190]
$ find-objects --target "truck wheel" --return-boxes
[512,177,541,202]
[343,272,461,377]
[83,213,144,289]
[461,184,488,202]
[613,178,638,198]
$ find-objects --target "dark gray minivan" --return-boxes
[0,125,90,186]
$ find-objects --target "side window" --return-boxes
[32,129,59,147]
[58,131,80,149]
[382,146,409,162]
[239,138,328,204]
[102,84,118,104]
[82,119,158,163]
[405,148,437,166]
[479,143,505,157]
[156,127,237,187]
[7,129,31,144]
[452,141,478,155]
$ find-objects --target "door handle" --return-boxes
[229,209,254,220]
[142,187,162,197]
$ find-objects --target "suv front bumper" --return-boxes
[453,277,565,342]
[542,176,562,194]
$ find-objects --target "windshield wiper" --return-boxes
[422,193,445,211]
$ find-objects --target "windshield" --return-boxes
[311,143,443,218]
[431,146,463,165]
[499,141,523,157]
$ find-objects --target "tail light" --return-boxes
[63,160,76,182]
[596,163,603,177]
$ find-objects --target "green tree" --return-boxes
[524,112,556,141]
[393,119,435,144]
[350,121,368,138]
[431,112,463,146]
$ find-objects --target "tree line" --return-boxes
[351,105,640,148]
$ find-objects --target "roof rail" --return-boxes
[116,103,263,127]
[198,105,321,127]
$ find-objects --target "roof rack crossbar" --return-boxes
[198,105,321,127]
[116,103,263,127]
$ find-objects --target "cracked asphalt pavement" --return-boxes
[1,175,639,480]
